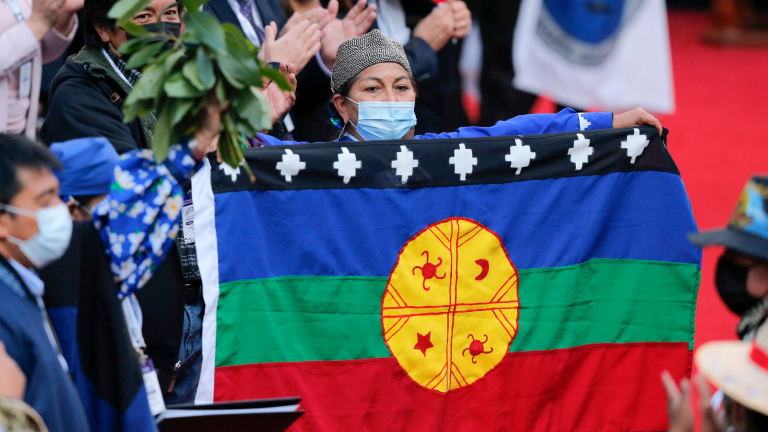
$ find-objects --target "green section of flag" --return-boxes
[216,259,699,368]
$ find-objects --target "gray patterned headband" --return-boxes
[331,29,413,95]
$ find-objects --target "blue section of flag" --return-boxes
[214,171,700,283]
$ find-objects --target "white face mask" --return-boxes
[0,203,73,269]
[346,98,417,141]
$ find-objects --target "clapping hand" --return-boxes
[263,62,298,125]
[281,7,333,37]
[260,21,321,74]
[319,0,377,70]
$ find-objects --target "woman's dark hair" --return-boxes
[83,0,118,49]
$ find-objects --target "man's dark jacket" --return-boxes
[40,222,187,397]
[39,222,158,432]
[0,254,90,432]
[40,47,154,153]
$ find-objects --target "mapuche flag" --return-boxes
[192,126,700,431]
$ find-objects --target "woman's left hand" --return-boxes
[613,107,663,135]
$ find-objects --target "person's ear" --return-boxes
[0,213,12,242]
[66,201,79,218]
[94,23,112,43]
[333,94,350,124]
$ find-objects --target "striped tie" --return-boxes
[235,0,265,45]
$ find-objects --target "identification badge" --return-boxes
[19,61,32,99]
[141,359,166,416]
[181,193,195,244]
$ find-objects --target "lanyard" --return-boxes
[121,295,166,415]
[4,0,25,22]
[5,0,33,99]
[35,295,70,373]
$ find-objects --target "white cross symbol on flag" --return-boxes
[505,139,536,175]
[333,147,362,184]
[568,133,593,171]
[276,149,306,182]
[448,143,478,181]
[391,145,419,184]
[620,128,650,164]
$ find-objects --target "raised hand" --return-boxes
[281,7,333,37]
[613,107,663,135]
[261,20,321,74]
[319,0,377,70]
[661,370,693,432]
[413,3,455,52]
[263,62,298,125]
[26,0,68,40]
[447,0,471,39]
[693,374,725,432]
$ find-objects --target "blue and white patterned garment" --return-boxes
[93,140,203,298]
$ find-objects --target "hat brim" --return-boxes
[688,228,768,261]
[695,341,768,416]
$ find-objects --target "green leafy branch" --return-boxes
[107,0,291,179]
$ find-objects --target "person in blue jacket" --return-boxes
[257,29,662,146]
[0,134,89,432]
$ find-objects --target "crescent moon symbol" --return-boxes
[475,259,489,281]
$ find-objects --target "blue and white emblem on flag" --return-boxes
[537,0,644,65]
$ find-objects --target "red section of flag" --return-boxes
[215,342,690,431]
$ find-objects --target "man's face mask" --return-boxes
[123,22,182,56]
[135,21,182,39]
[0,203,73,269]
[715,255,762,315]
[346,98,417,141]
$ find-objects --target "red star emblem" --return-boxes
[413,332,434,357]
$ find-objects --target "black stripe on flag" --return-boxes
[211,126,677,194]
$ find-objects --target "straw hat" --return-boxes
[696,323,768,415]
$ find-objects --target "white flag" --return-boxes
[512,0,675,114]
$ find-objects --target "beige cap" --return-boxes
[695,323,768,416]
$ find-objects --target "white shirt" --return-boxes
[225,0,264,46]
[371,0,411,45]
[9,258,43,296]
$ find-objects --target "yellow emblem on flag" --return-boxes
[382,217,520,393]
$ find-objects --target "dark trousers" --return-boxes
[466,0,539,126]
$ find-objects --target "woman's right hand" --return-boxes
[26,0,67,40]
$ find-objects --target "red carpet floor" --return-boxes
[658,11,768,352]
[535,10,768,349]
[531,11,768,427]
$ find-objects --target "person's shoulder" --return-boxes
[0,268,35,337]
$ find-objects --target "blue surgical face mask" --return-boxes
[347,98,417,141]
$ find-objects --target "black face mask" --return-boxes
[124,21,182,42]
[715,256,760,315]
